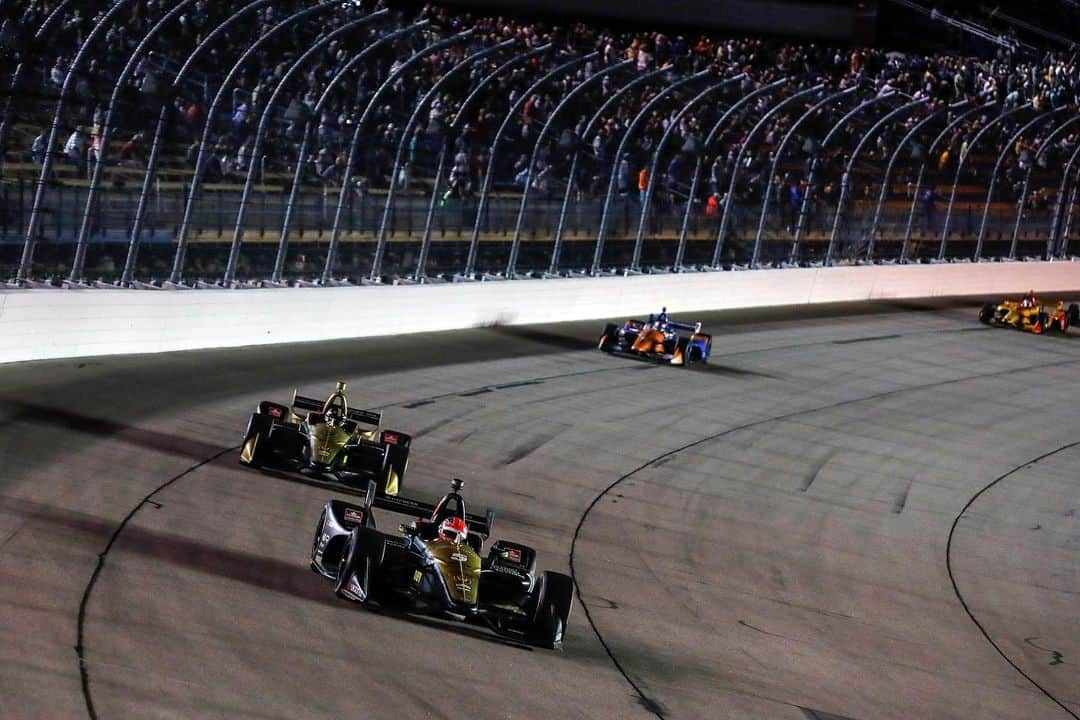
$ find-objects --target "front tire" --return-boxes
[598,323,618,352]
[334,527,384,602]
[978,303,995,325]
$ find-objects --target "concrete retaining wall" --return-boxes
[3,261,1079,364]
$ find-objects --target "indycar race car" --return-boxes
[598,307,712,365]
[978,292,1079,335]
[240,382,410,496]
[310,478,574,649]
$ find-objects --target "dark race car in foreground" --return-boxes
[240,382,410,496]
[311,478,574,649]
[599,307,712,366]
[978,293,1079,335]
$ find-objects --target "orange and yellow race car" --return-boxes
[598,308,711,366]
[978,292,1079,334]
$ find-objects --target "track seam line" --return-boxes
[76,444,239,720]
[945,441,1080,720]
[569,355,1080,719]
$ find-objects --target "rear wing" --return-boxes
[373,494,495,538]
[669,320,703,334]
[292,392,382,427]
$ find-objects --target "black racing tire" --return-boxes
[239,414,272,468]
[978,303,995,325]
[676,337,691,367]
[599,323,618,353]
[334,527,384,602]
[1069,303,1079,325]
[529,571,574,649]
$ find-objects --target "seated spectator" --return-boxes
[31,131,45,165]
[64,127,86,172]
[117,133,143,168]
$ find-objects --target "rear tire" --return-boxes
[1069,304,1079,325]
[529,571,574,649]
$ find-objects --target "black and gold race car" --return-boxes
[310,478,574,649]
[240,382,410,496]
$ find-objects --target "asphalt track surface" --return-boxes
[1,300,1078,720]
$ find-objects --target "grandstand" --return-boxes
[0,0,1077,286]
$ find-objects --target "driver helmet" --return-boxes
[326,404,344,424]
[438,516,468,544]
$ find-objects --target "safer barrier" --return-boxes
[3,261,1079,364]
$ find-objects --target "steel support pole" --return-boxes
[414,44,551,281]
[324,32,473,285]
[0,0,74,169]
[550,66,669,275]
[463,53,594,279]
[508,60,633,277]
[70,0,202,285]
[865,102,971,260]
[1060,183,1079,256]
[593,70,711,275]
[271,19,419,284]
[898,102,990,261]
[989,110,1062,259]
[791,91,898,265]
[373,39,515,281]
[939,104,1031,260]
[18,0,133,284]
[123,0,275,286]
[1047,138,1080,258]
[1008,115,1080,260]
[224,12,387,285]
[635,73,748,270]
[171,0,339,284]
[713,83,824,268]
[826,98,926,264]
[753,86,860,259]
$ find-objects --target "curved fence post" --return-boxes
[372,39,516,281]
[592,69,711,275]
[1047,135,1080,258]
[826,97,926,264]
[634,73,748,271]
[224,11,388,286]
[69,0,202,285]
[507,60,634,277]
[984,109,1062,259]
[865,101,964,261]
[707,82,826,268]
[791,90,898,264]
[17,0,134,285]
[0,1,76,177]
[900,102,991,261]
[323,31,474,285]
[938,104,1031,260]
[462,53,594,280]
[1009,115,1080,260]
[413,43,551,281]
[270,17,418,285]
[714,80,807,267]
[170,0,339,285]
[122,0,276,286]
[549,66,669,275]
[753,85,860,261]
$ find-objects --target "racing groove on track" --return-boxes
[2,300,1079,719]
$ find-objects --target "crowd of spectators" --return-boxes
[2,0,1078,227]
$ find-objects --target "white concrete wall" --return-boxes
[2,261,1079,364]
